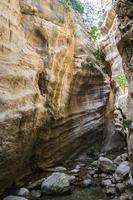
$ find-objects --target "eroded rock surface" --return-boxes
[100,1,126,152]
[101,0,133,179]
[0,0,110,194]
[115,0,133,176]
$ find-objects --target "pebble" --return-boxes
[106,187,116,195]
[28,178,45,190]
[17,188,30,197]
[116,183,126,193]
[82,179,92,187]
[99,173,107,178]
[68,175,76,183]
[88,170,95,176]
[93,174,99,178]
[54,166,67,172]
[101,179,112,187]
[31,190,41,198]
[70,169,79,173]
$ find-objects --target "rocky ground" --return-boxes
[2,149,133,200]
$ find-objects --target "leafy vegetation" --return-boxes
[123,119,130,129]
[61,0,84,14]
[61,0,71,10]
[70,0,84,14]
[93,48,100,61]
[89,48,101,66]
[116,72,128,90]
[88,26,100,42]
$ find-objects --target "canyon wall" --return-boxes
[0,0,110,194]
[101,0,133,175]
[115,0,133,175]
[100,1,126,152]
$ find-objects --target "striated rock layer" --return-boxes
[101,0,133,175]
[100,1,126,152]
[0,0,110,194]
[115,0,133,175]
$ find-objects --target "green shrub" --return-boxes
[61,0,84,14]
[123,119,130,129]
[70,0,84,14]
[61,0,71,10]
[88,26,100,41]
[93,48,100,61]
[116,72,128,90]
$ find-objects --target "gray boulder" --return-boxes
[101,179,112,187]
[17,188,30,197]
[98,157,115,173]
[114,153,128,165]
[41,172,70,194]
[106,187,116,195]
[82,179,92,187]
[116,183,126,193]
[68,175,76,184]
[31,190,41,198]
[70,169,79,173]
[3,196,27,200]
[28,178,45,189]
[54,167,67,172]
[115,161,130,181]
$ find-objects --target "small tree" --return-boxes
[116,72,128,91]
[61,0,84,14]
[88,26,100,41]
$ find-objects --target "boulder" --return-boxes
[115,162,130,181]
[41,172,70,194]
[114,153,128,165]
[119,194,131,200]
[28,178,45,190]
[82,179,92,187]
[88,170,95,176]
[98,157,115,173]
[128,176,133,187]
[17,188,30,197]
[106,187,116,196]
[31,190,41,198]
[99,173,107,178]
[68,175,76,184]
[70,169,80,173]
[4,196,27,200]
[101,179,112,187]
[91,160,99,167]
[116,183,126,193]
[54,167,67,172]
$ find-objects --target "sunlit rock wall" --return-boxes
[100,0,126,152]
[0,0,110,193]
[100,5,123,78]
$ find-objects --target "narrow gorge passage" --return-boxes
[0,0,133,200]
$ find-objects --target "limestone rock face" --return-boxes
[100,5,122,78]
[115,0,133,176]
[0,0,110,194]
[101,0,133,176]
[100,1,126,152]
